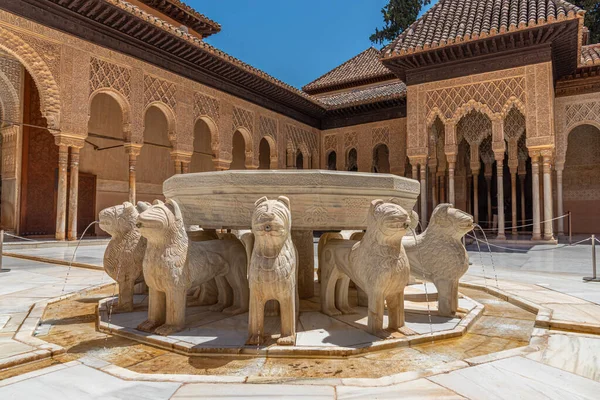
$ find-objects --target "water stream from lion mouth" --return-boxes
[473,224,500,290]
[410,224,434,343]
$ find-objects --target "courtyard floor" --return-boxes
[0,239,599,399]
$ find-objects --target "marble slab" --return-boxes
[430,356,600,400]
[170,382,335,400]
[527,333,600,382]
[337,378,465,399]
[0,364,181,400]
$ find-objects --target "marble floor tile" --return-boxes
[337,378,465,399]
[548,303,600,325]
[430,356,600,400]
[0,364,181,400]
[527,333,600,382]
[467,316,534,342]
[0,316,9,330]
[171,383,334,399]
[0,337,34,358]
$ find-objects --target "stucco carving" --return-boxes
[319,200,411,336]
[555,93,600,164]
[144,74,177,110]
[90,57,131,100]
[136,200,249,336]
[371,126,390,146]
[246,196,298,346]
[99,202,149,312]
[258,115,277,138]
[0,25,61,129]
[193,92,220,121]
[403,204,474,317]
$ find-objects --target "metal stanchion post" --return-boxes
[584,234,600,282]
[0,230,9,273]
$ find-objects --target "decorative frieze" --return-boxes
[144,74,177,110]
[90,57,132,100]
[194,92,219,121]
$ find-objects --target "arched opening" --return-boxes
[190,118,214,173]
[259,137,271,170]
[564,124,600,233]
[347,148,358,171]
[327,151,337,170]
[82,92,129,235]
[231,130,247,170]
[138,105,173,197]
[296,150,304,170]
[372,144,390,173]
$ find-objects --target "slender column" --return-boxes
[495,153,506,240]
[125,144,142,204]
[420,163,427,226]
[174,161,182,174]
[519,174,526,228]
[438,173,446,203]
[411,163,419,214]
[182,162,190,174]
[556,164,564,235]
[431,169,438,209]
[510,168,518,235]
[447,153,457,206]
[67,147,80,241]
[472,168,480,224]
[484,163,493,227]
[542,151,554,241]
[55,145,68,241]
[530,151,542,240]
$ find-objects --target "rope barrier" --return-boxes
[477,214,569,232]
[3,232,37,242]
[466,234,592,253]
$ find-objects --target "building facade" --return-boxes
[0,0,599,239]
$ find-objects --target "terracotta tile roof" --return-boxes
[138,0,221,37]
[581,44,600,66]
[303,48,395,93]
[110,0,323,106]
[382,0,583,58]
[317,81,406,108]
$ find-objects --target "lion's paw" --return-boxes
[154,324,183,336]
[246,334,263,346]
[277,335,296,346]
[340,307,356,315]
[322,308,342,317]
[136,320,160,333]
[208,303,228,312]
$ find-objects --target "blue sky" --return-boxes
[192,1,437,89]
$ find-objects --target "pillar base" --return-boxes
[496,234,506,241]
[543,235,555,241]
[531,234,542,241]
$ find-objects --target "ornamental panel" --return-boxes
[371,126,390,146]
[90,57,131,100]
[232,106,254,132]
[144,74,177,110]
[344,132,358,149]
[258,115,277,138]
[504,108,526,140]
[324,134,337,152]
[426,77,525,119]
[457,110,492,145]
[285,124,318,154]
[194,92,219,121]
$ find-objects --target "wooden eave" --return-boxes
[381,20,580,83]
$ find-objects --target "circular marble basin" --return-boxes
[163,170,420,230]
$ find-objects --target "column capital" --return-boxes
[213,158,232,171]
[170,150,193,164]
[493,151,505,162]
[124,143,143,157]
[54,134,85,149]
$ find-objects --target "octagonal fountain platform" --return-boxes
[97,284,483,358]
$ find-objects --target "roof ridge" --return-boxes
[302,47,392,92]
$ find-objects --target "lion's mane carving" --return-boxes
[319,199,411,336]
[136,199,248,336]
[246,196,298,346]
[403,204,474,317]
[99,201,149,312]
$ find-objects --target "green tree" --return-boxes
[370,0,431,45]
[573,1,600,44]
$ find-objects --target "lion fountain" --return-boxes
[99,201,150,312]
[245,196,298,346]
[135,199,249,336]
[319,199,412,337]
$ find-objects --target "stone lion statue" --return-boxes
[403,204,474,317]
[99,201,150,312]
[246,196,298,346]
[319,199,412,337]
[136,199,249,336]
